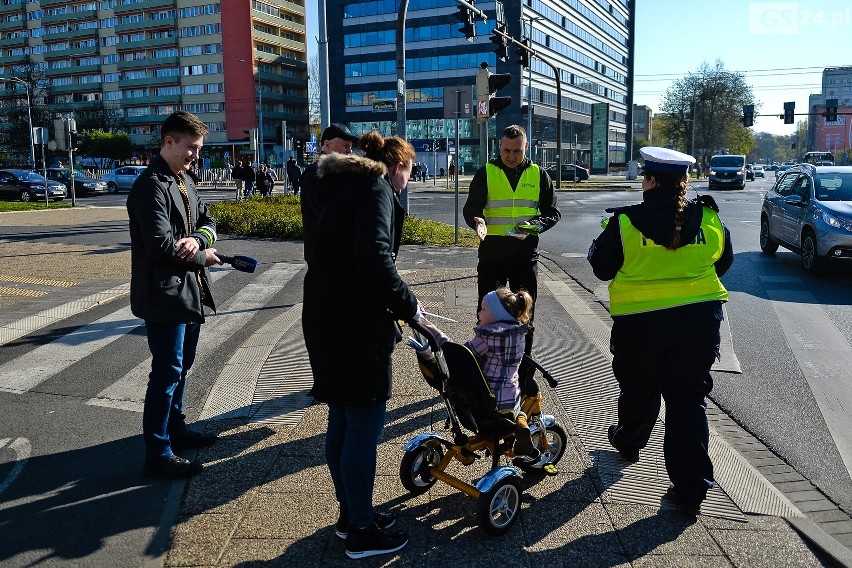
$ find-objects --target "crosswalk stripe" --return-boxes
[0,305,140,395]
[0,270,226,395]
[0,283,130,348]
[87,262,304,412]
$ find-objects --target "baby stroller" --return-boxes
[399,320,567,535]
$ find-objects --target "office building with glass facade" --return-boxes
[0,0,308,166]
[325,0,633,173]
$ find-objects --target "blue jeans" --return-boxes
[325,401,386,528]
[143,321,201,461]
[244,180,254,197]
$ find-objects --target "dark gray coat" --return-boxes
[302,153,417,404]
[127,155,216,324]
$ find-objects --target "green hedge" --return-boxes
[209,195,478,247]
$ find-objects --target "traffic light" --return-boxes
[53,119,67,150]
[476,64,512,122]
[517,38,531,68]
[455,4,476,41]
[69,131,78,149]
[825,98,838,122]
[742,104,754,127]
[490,24,509,62]
[783,101,795,124]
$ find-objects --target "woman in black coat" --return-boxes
[302,130,418,558]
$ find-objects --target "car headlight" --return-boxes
[737,170,744,175]
[708,169,717,176]
[822,211,852,232]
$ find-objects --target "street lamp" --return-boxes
[524,16,545,161]
[8,77,35,170]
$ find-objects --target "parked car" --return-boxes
[545,163,590,182]
[0,169,67,202]
[745,164,755,181]
[708,154,747,190]
[45,167,107,196]
[760,164,852,274]
[100,165,147,193]
[753,165,765,178]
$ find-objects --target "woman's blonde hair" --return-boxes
[495,287,533,324]
[644,170,689,249]
[358,130,416,170]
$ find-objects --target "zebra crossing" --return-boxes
[0,262,306,415]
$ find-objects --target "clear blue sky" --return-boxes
[635,0,849,135]
[307,1,850,135]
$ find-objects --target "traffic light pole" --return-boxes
[493,26,562,188]
[396,0,409,212]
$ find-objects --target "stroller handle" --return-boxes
[522,354,559,388]
[408,319,442,352]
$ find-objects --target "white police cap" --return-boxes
[639,146,695,173]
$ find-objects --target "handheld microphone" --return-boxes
[217,254,258,273]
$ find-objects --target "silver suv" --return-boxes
[760,164,852,273]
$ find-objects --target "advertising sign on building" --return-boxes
[591,103,610,174]
[372,99,397,112]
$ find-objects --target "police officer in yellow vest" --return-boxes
[587,146,733,519]
[463,125,561,389]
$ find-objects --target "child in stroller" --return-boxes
[410,287,540,460]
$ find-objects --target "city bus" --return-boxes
[802,151,834,165]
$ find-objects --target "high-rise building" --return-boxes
[0,0,308,166]
[807,66,852,157]
[324,0,633,173]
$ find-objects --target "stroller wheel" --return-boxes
[400,442,444,495]
[516,422,567,474]
[477,476,522,535]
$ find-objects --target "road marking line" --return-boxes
[87,263,304,412]
[0,284,130,348]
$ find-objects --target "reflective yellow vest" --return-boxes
[483,163,540,236]
[609,208,728,316]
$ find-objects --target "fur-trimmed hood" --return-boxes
[317,152,387,179]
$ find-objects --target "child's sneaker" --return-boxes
[345,522,409,559]
[335,510,396,539]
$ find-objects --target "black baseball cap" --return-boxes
[321,123,358,144]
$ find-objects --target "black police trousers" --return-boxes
[609,302,723,508]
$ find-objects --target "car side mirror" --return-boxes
[784,194,804,207]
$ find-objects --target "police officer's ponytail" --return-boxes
[647,170,690,249]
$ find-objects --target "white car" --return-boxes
[100,166,147,193]
[753,165,765,178]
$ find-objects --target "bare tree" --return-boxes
[0,57,51,167]
[658,60,757,160]
[308,53,321,128]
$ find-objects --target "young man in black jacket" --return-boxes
[127,111,222,479]
[463,125,561,390]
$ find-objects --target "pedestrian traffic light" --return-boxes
[742,104,754,127]
[476,63,512,122]
[517,38,531,69]
[455,4,476,41]
[69,131,78,149]
[53,119,67,151]
[825,98,838,122]
[782,101,795,124]
[490,24,509,62]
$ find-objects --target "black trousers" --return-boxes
[476,258,539,393]
[608,303,722,507]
